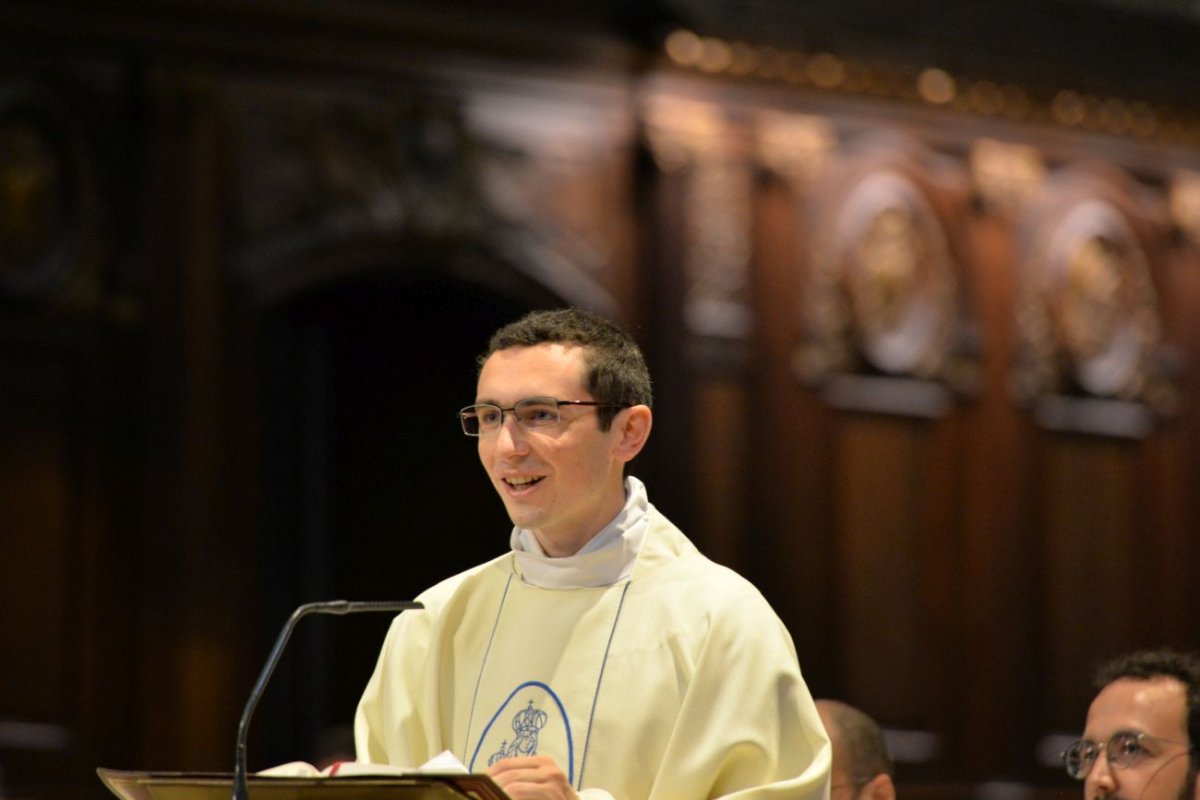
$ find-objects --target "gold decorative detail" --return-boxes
[754,112,836,185]
[660,28,1200,145]
[917,68,956,105]
[970,139,1046,218]
[854,208,920,325]
[1057,237,1133,383]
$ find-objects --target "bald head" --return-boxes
[817,699,895,784]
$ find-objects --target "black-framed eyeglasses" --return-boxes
[459,397,629,436]
[1060,730,1193,780]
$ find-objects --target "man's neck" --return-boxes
[530,485,629,557]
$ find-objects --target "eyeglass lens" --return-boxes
[1063,732,1168,779]
[460,398,564,435]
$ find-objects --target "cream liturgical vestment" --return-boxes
[355,479,830,800]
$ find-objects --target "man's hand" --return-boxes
[486,755,579,800]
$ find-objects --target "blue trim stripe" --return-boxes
[462,572,514,761]
[576,580,631,790]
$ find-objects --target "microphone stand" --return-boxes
[232,600,423,800]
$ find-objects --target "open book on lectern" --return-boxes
[96,766,510,800]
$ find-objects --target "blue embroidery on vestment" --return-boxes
[488,700,548,764]
[469,681,574,783]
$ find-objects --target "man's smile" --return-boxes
[503,475,545,489]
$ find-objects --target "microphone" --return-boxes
[232,600,423,800]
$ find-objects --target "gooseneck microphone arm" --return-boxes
[232,600,423,800]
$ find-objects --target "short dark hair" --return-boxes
[1094,648,1200,773]
[819,699,895,781]
[480,307,653,431]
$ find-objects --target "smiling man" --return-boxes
[1063,649,1200,800]
[355,307,830,800]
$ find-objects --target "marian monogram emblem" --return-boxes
[488,700,549,765]
[469,681,575,780]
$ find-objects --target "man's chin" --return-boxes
[502,505,543,532]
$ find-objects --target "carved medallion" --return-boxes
[1019,198,1160,400]
[1014,177,1175,436]
[803,169,959,380]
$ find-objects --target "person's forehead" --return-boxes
[1084,677,1188,740]
[477,343,589,399]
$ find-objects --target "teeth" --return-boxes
[507,476,539,486]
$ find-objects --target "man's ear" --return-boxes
[860,773,896,800]
[613,405,652,463]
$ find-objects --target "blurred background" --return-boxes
[2,1,1199,798]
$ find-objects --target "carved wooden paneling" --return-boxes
[754,132,981,757]
[1039,437,1144,728]
[641,94,756,564]
[645,95,754,345]
[1012,166,1199,759]
[955,214,1042,777]
[747,170,836,683]
[834,416,929,720]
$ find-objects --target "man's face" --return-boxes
[1081,677,1196,800]
[475,343,629,555]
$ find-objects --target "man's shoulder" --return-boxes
[640,510,775,608]
[413,552,512,612]
[632,514,795,661]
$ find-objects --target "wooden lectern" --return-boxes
[97,768,510,800]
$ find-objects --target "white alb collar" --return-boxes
[509,476,650,589]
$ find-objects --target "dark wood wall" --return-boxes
[2,4,1199,800]
[649,75,1200,789]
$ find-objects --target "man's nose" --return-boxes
[494,411,529,451]
[1087,747,1118,796]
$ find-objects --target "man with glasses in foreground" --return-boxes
[355,307,830,800]
[816,699,896,800]
[1062,649,1199,800]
